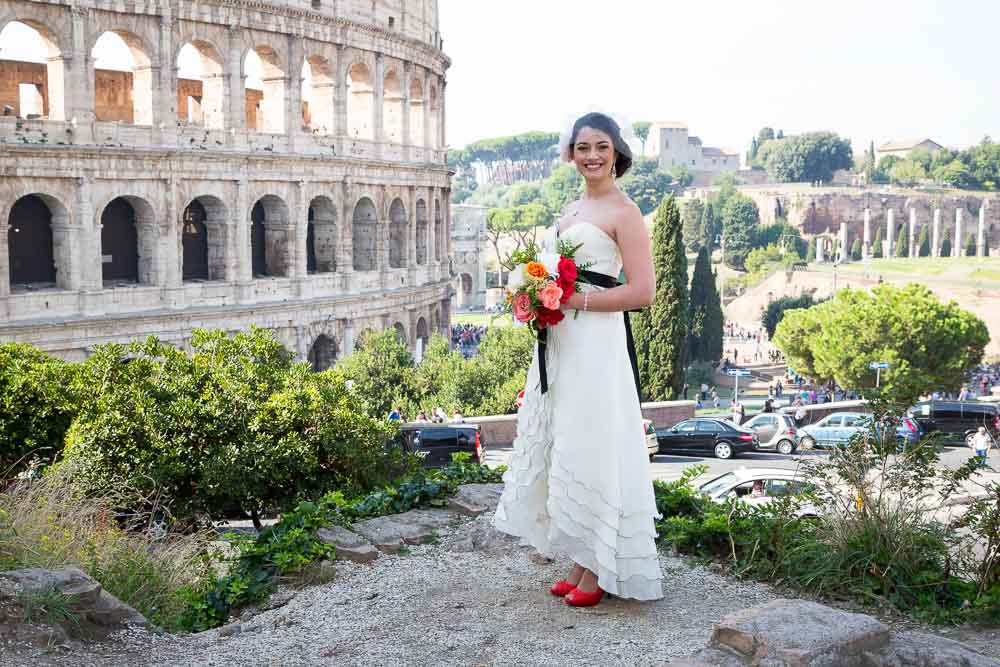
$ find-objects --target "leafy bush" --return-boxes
[0,343,78,478]
[64,329,406,526]
[0,462,214,632]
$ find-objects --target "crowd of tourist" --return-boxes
[451,323,487,358]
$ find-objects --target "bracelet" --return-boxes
[583,292,590,312]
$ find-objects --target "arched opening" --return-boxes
[352,197,378,271]
[308,333,338,371]
[393,322,407,345]
[250,195,291,277]
[301,55,333,134]
[101,197,141,284]
[182,195,228,281]
[181,199,209,281]
[92,30,152,125]
[306,206,317,273]
[308,196,337,272]
[7,195,55,287]
[389,198,407,268]
[416,317,429,347]
[382,69,403,144]
[434,199,444,262]
[0,21,65,120]
[461,272,473,296]
[244,46,284,133]
[428,85,439,148]
[346,62,373,139]
[176,41,224,129]
[408,77,424,147]
[416,198,428,265]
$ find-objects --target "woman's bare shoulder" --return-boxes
[612,194,645,231]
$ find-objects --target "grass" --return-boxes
[0,463,215,631]
[970,268,1000,282]
[17,586,81,633]
[452,311,511,328]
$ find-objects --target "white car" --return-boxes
[697,467,820,517]
[643,418,659,461]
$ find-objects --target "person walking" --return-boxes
[494,112,662,608]
[970,426,993,468]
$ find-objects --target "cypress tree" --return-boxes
[687,247,723,362]
[850,238,862,260]
[917,225,931,256]
[965,233,977,257]
[682,199,704,252]
[941,230,952,257]
[700,201,716,250]
[806,237,816,263]
[896,225,908,257]
[872,227,883,258]
[633,195,689,401]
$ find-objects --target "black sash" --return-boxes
[537,268,642,401]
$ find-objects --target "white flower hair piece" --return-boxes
[557,106,638,163]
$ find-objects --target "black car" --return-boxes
[908,400,1000,446]
[655,418,758,460]
[394,423,484,467]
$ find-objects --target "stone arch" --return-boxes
[308,195,336,273]
[408,76,424,147]
[346,62,373,139]
[308,333,339,371]
[301,54,334,135]
[90,29,153,125]
[433,198,444,262]
[415,198,428,265]
[388,197,407,268]
[176,40,225,129]
[98,195,156,286]
[428,84,439,148]
[382,68,403,144]
[416,316,429,348]
[250,194,291,277]
[6,193,71,289]
[180,195,227,281]
[352,196,378,271]
[244,44,285,133]
[393,321,407,345]
[0,19,66,120]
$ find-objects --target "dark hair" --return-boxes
[568,112,633,178]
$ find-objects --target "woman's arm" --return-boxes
[562,205,655,313]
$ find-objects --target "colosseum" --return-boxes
[0,0,452,369]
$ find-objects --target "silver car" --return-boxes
[741,413,802,455]
[643,418,658,460]
[800,411,868,449]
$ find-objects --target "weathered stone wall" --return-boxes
[0,0,453,365]
[0,60,48,117]
[93,69,133,123]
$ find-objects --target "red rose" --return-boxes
[536,306,565,329]
[559,279,575,303]
[557,257,578,283]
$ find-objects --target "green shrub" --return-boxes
[0,343,78,478]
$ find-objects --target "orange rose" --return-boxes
[525,261,548,279]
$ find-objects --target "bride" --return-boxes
[493,112,663,606]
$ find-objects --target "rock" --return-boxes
[447,483,504,516]
[352,509,455,553]
[876,631,1000,667]
[0,567,147,638]
[217,622,242,638]
[316,525,380,563]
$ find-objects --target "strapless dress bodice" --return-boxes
[546,221,622,278]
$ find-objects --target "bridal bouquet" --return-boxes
[495,239,591,337]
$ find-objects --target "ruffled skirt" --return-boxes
[492,304,663,601]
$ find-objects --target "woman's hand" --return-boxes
[561,291,585,311]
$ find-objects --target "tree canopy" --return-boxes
[687,247,723,363]
[450,131,560,187]
[758,132,853,183]
[772,284,988,399]
[722,195,760,269]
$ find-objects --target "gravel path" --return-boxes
[12,513,783,667]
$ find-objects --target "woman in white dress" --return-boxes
[493,112,663,606]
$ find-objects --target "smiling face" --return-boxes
[571,126,616,182]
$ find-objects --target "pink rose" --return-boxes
[512,292,535,322]
[538,282,563,310]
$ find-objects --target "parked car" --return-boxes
[800,411,920,450]
[697,467,821,517]
[741,413,802,455]
[643,418,658,460]
[394,423,484,468]
[655,418,758,460]
[908,400,1000,446]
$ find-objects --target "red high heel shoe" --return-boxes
[565,586,605,607]
[550,580,577,597]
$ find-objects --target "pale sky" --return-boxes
[440,0,999,157]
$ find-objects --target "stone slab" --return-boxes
[447,483,504,516]
[710,600,889,666]
[316,525,380,563]
[877,631,1000,667]
[352,508,456,553]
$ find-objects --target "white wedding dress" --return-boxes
[493,221,664,601]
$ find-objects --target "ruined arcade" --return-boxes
[0,0,451,367]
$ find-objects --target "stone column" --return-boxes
[341,318,355,358]
[839,224,848,262]
[422,70,432,152]
[286,35,304,150]
[235,178,253,302]
[374,53,384,155]
[162,178,186,308]
[338,181,354,277]
[862,208,871,259]
[932,209,941,258]
[439,79,447,158]
[954,209,964,258]
[67,7,94,142]
[885,209,894,258]
[978,203,987,257]
[154,12,174,143]
[908,208,917,258]
[401,63,412,161]
[815,237,824,263]
[77,175,104,315]
[227,25,246,146]
[293,181,309,296]
[334,45,348,154]
[0,223,8,298]
[406,185,418,283]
